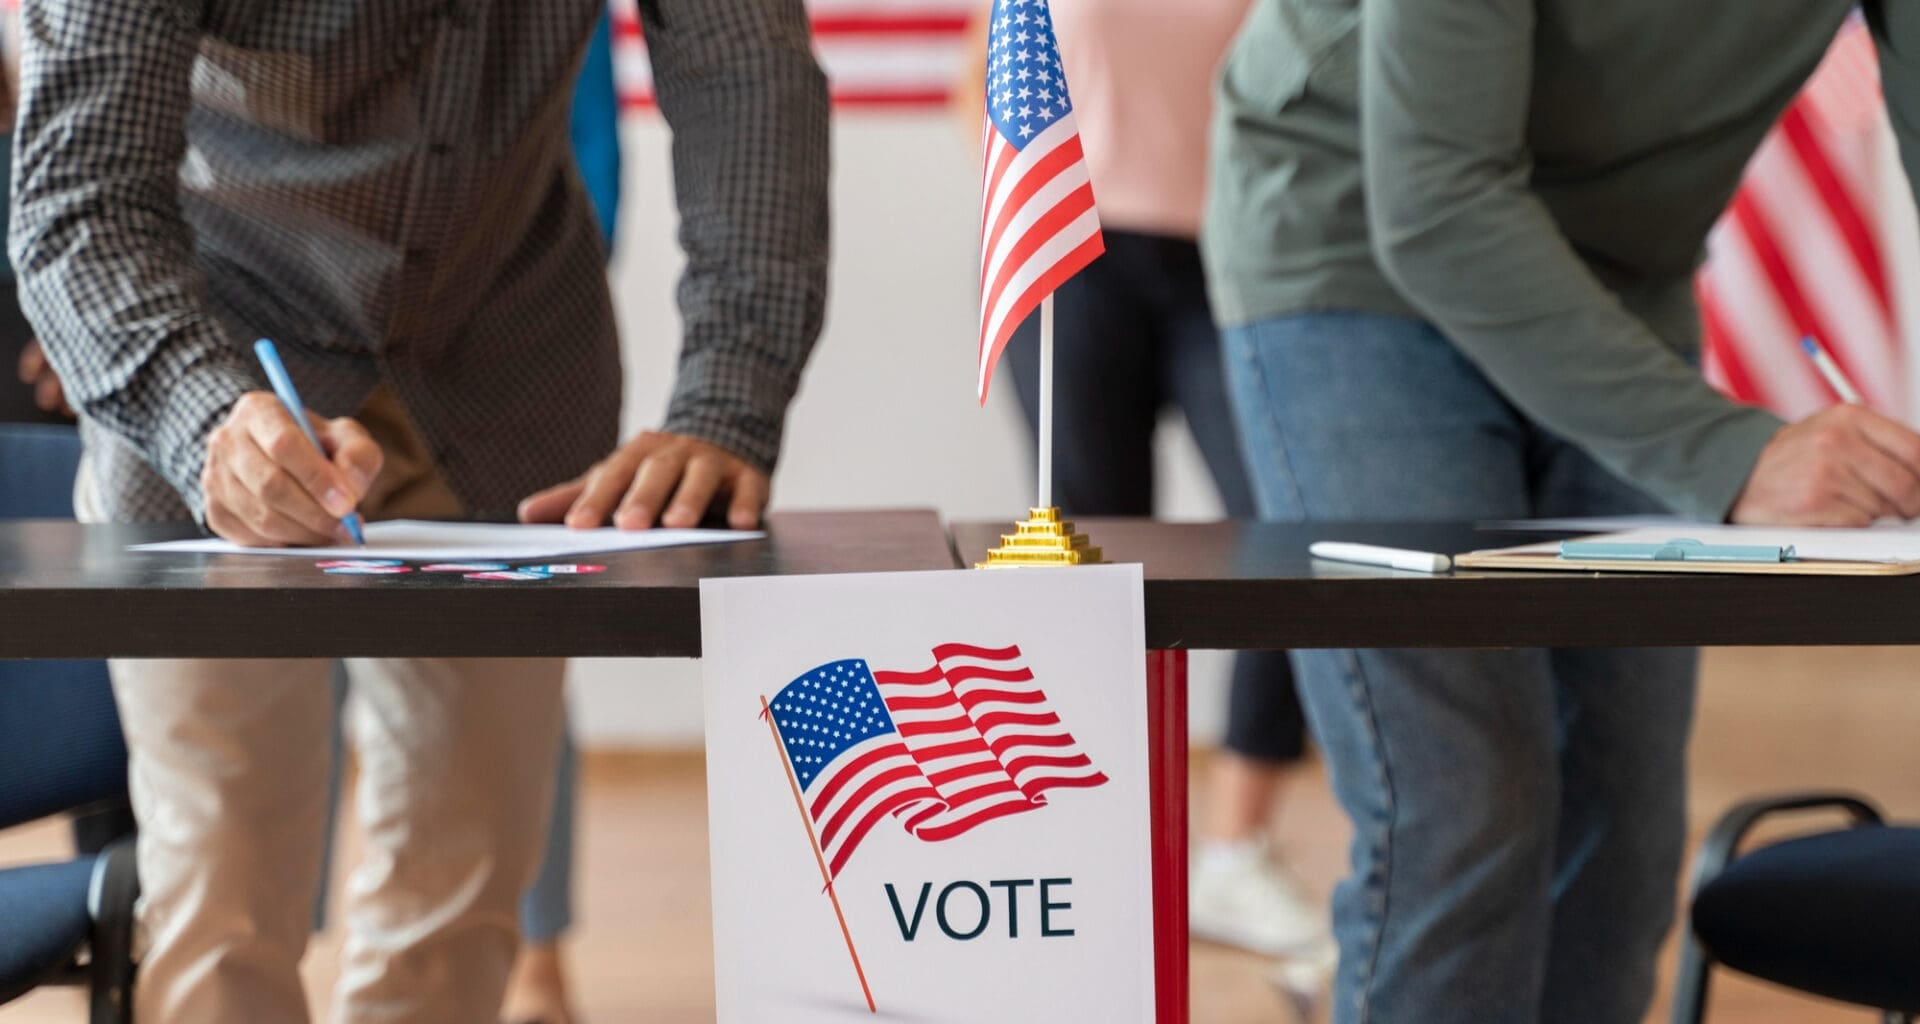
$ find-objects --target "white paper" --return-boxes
[130,519,763,561]
[1488,523,1920,563]
[699,566,1155,1024]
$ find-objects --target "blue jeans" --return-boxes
[1223,312,1697,1024]
[1005,230,1306,763]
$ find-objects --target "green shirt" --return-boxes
[1205,0,1919,520]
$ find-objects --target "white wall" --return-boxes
[572,112,1238,748]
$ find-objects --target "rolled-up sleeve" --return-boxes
[643,0,830,473]
[1358,0,1782,521]
[10,0,256,517]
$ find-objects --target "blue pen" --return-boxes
[1800,336,1865,405]
[252,338,367,545]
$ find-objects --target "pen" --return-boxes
[1559,538,1795,563]
[1309,541,1452,574]
[252,338,366,546]
[1800,336,1864,405]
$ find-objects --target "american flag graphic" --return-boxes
[1699,20,1909,418]
[613,0,975,108]
[975,0,1104,402]
[766,643,1108,878]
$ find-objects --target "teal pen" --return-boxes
[252,338,366,545]
[1559,538,1794,563]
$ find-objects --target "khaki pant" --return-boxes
[80,390,566,1024]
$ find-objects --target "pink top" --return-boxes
[1051,0,1253,239]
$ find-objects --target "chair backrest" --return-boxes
[0,422,127,829]
[0,666,128,828]
[0,424,81,518]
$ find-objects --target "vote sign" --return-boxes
[700,565,1153,1022]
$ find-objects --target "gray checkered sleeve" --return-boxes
[646,0,830,473]
[9,0,255,517]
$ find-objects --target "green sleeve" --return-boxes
[1358,0,1782,520]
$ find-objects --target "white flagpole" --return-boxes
[1038,294,1055,509]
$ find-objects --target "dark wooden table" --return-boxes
[952,518,1920,650]
[12,511,1898,1024]
[12,514,1913,658]
[0,509,959,659]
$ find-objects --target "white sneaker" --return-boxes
[1189,839,1329,957]
[1269,935,1337,1023]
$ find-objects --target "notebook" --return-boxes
[1456,524,1920,576]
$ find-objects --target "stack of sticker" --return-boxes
[318,560,607,581]
[318,559,410,575]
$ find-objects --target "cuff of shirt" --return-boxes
[661,404,783,476]
[151,359,257,520]
[661,354,796,474]
[1681,406,1786,524]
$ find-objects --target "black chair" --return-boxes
[0,422,139,1022]
[1672,791,1920,1024]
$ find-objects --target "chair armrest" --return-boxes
[1690,791,1884,894]
[86,838,138,1024]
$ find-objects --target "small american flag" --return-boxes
[976,0,1104,402]
[1699,19,1908,418]
[767,643,1108,878]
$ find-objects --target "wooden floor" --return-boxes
[6,646,1919,1022]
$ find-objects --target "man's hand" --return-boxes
[517,431,768,531]
[202,391,383,546]
[16,338,74,418]
[1730,404,1920,527]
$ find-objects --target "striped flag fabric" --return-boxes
[1699,19,1908,419]
[612,0,975,108]
[879,643,1110,817]
[765,644,1108,878]
[976,0,1104,402]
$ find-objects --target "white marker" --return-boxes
[1309,541,1453,574]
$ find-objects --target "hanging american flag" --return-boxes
[765,643,1108,878]
[613,0,975,108]
[976,0,1104,402]
[1699,19,1909,418]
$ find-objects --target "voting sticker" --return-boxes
[524,564,607,575]
[421,562,510,573]
[324,566,412,575]
[465,570,553,581]
[317,559,404,569]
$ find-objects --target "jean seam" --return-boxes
[1236,327,1311,520]
[1340,649,1394,1024]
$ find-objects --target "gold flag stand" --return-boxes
[976,506,1103,568]
[976,295,1106,569]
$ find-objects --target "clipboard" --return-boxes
[1456,528,1920,576]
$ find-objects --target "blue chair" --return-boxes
[0,423,85,517]
[0,422,139,1023]
[1672,792,1920,1024]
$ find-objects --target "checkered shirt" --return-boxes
[9,0,829,521]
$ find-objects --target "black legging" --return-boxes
[1006,229,1307,763]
